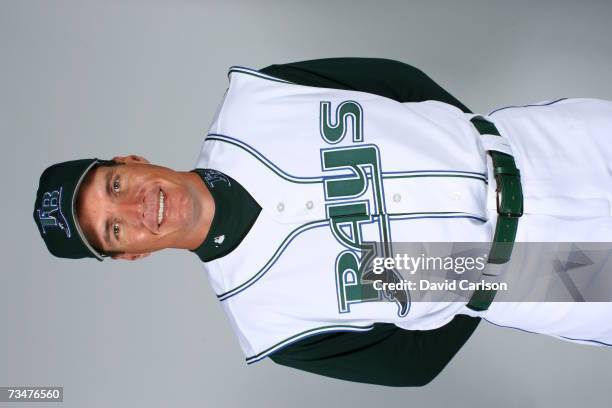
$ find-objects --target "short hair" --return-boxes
[95,159,124,168]
[102,250,126,258]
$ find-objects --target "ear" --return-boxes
[112,155,150,165]
[111,252,151,261]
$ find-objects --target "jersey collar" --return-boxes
[190,169,261,262]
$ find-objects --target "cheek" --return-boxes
[168,187,194,220]
[127,228,156,248]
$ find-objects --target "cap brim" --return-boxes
[71,160,105,261]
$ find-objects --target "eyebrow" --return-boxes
[103,219,112,250]
[105,170,113,197]
[102,170,113,249]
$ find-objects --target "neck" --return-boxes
[178,170,215,250]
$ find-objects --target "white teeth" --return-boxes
[158,190,165,226]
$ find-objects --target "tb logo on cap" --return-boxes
[37,188,71,238]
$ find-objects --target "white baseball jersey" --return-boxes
[196,67,612,361]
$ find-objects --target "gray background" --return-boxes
[1,0,611,407]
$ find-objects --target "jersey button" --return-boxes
[305,201,314,209]
[277,202,285,212]
[452,192,462,201]
[393,193,402,202]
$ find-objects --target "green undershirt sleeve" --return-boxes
[269,318,479,387]
[259,57,472,113]
[258,58,479,387]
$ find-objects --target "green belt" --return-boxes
[466,116,524,312]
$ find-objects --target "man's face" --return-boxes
[76,155,209,260]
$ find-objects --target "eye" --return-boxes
[113,223,120,240]
[112,176,121,194]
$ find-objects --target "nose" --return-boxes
[112,200,143,225]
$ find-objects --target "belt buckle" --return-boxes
[495,171,523,218]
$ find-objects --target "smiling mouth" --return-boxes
[157,190,165,226]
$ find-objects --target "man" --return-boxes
[33,58,612,387]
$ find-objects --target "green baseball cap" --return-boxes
[33,158,106,261]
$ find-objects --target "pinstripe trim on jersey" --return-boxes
[205,134,488,183]
[206,134,324,183]
[245,324,375,364]
[388,212,488,223]
[228,66,294,84]
[487,97,568,116]
[383,170,487,183]
[484,318,612,347]
[217,220,329,301]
